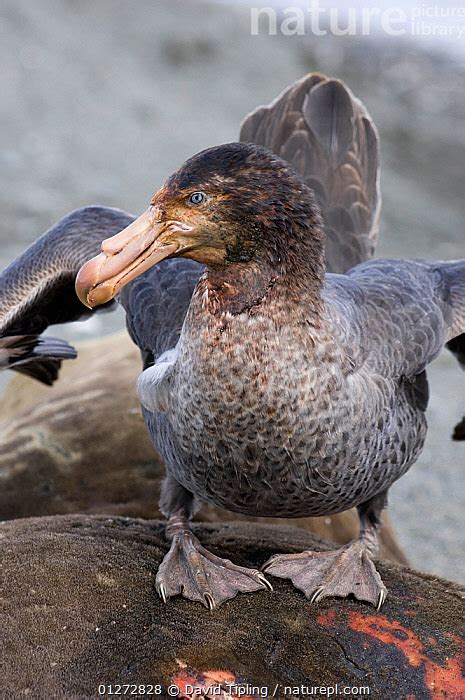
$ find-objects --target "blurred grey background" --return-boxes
[0,0,464,582]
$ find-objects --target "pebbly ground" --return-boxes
[0,0,463,582]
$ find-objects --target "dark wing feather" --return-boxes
[326,258,465,431]
[119,258,204,368]
[240,72,381,273]
[0,335,77,385]
[0,206,134,384]
[452,415,465,440]
[303,79,355,168]
[325,260,444,382]
[447,334,465,369]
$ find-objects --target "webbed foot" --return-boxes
[263,540,387,609]
[156,529,272,609]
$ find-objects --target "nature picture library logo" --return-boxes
[250,1,465,38]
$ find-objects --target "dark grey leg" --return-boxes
[263,491,388,609]
[159,473,199,521]
[156,475,272,609]
[357,491,387,560]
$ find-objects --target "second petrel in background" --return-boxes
[2,74,465,609]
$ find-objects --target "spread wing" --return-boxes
[240,72,380,273]
[325,258,465,403]
[0,206,134,384]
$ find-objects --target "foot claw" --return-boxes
[264,542,387,607]
[203,592,216,611]
[157,582,168,604]
[377,588,387,610]
[257,571,274,591]
[156,532,271,609]
[310,586,326,604]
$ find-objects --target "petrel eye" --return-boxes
[188,191,206,206]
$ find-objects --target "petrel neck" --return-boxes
[201,236,325,320]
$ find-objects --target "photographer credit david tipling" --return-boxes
[251,3,465,39]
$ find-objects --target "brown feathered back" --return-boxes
[239,73,381,273]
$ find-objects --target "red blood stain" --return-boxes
[172,666,256,699]
[316,609,336,626]
[316,609,465,699]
